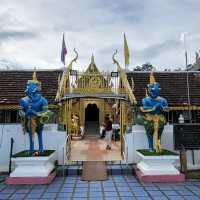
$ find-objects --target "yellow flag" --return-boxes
[124,33,130,66]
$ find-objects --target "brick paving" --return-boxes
[1,174,200,200]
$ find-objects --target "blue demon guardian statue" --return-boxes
[137,72,168,153]
[19,71,52,154]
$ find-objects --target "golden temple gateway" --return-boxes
[55,50,136,160]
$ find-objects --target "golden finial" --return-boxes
[149,71,156,84]
[32,68,39,83]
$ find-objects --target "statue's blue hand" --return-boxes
[19,110,26,118]
[26,109,38,116]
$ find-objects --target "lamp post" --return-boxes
[181,33,195,165]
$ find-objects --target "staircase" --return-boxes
[57,161,133,177]
[85,121,99,135]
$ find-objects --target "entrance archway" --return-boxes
[85,104,99,135]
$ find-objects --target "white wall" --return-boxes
[1,123,199,172]
[0,124,66,172]
[125,125,200,169]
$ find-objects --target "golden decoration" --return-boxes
[150,71,156,84]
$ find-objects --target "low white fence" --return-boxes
[1,123,199,172]
[0,124,66,172]
[125,125,200,169]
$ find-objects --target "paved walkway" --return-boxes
[70,137,121,161]
[1,175,200,200]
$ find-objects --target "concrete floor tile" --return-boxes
[136,197,152,200]
[133,190,148,197]
[9,193,26,199]
[1,188,16,194]
[162,190,178,196]
[151,196,168,200]
[144,186,159,191]
[25,193,41,199]
[117,187,130,191]
[104,191,119,197]
[119,191,134,197]
[57,192,73,198]
[105,197,120,200]
[167,196,185,200]
[121,197,136,200]
[148,190,163,196]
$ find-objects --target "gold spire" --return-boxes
[27,68,41,90]
[32,68,38,83]
[149,71,156,84]
[91,54,95,64]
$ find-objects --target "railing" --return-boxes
[63,134,70,165]
[122,134,128,164]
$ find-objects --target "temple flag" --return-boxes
[61,34,67,65]
[124,33,130,67]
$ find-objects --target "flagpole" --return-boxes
[183,34,191,123]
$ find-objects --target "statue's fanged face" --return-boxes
[25,82,40,98]
[148,82,161,99]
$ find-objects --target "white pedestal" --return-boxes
[10,152,56,177]
[136,151,180,175]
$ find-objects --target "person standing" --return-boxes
[104,116,113,150]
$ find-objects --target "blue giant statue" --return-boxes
[19,71,52,153]
[137,72,168,153]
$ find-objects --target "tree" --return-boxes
[133,62,155,71]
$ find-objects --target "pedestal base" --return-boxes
[6,150,56,185]
[135,168,185,183]
[137,151,180,175]
[6,171,56,185]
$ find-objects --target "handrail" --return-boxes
[63,134,70,165]
[122,134,128,164]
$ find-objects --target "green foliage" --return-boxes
[12,150,55,157]
[137,149,178,156]
[133,62,155,71]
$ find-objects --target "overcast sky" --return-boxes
[0,0,200,71]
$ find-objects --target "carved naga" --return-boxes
[137,72,168,153]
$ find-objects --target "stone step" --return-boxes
[56,164,133,176]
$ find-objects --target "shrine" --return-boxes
[55,50,136,163]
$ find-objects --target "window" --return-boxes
[0,110,19,123]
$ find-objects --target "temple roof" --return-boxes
[127,71,200,106]
[0,70,61,105]
[1,70,200,107]
[85,54,101,74]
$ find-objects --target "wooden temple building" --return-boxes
[1,67,200,125]
[1,52,200,165]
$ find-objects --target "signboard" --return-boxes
[111,72,118,77]
[174,124,200,150]
[70,69,77,76]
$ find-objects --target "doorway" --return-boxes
[85,104,99,135]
